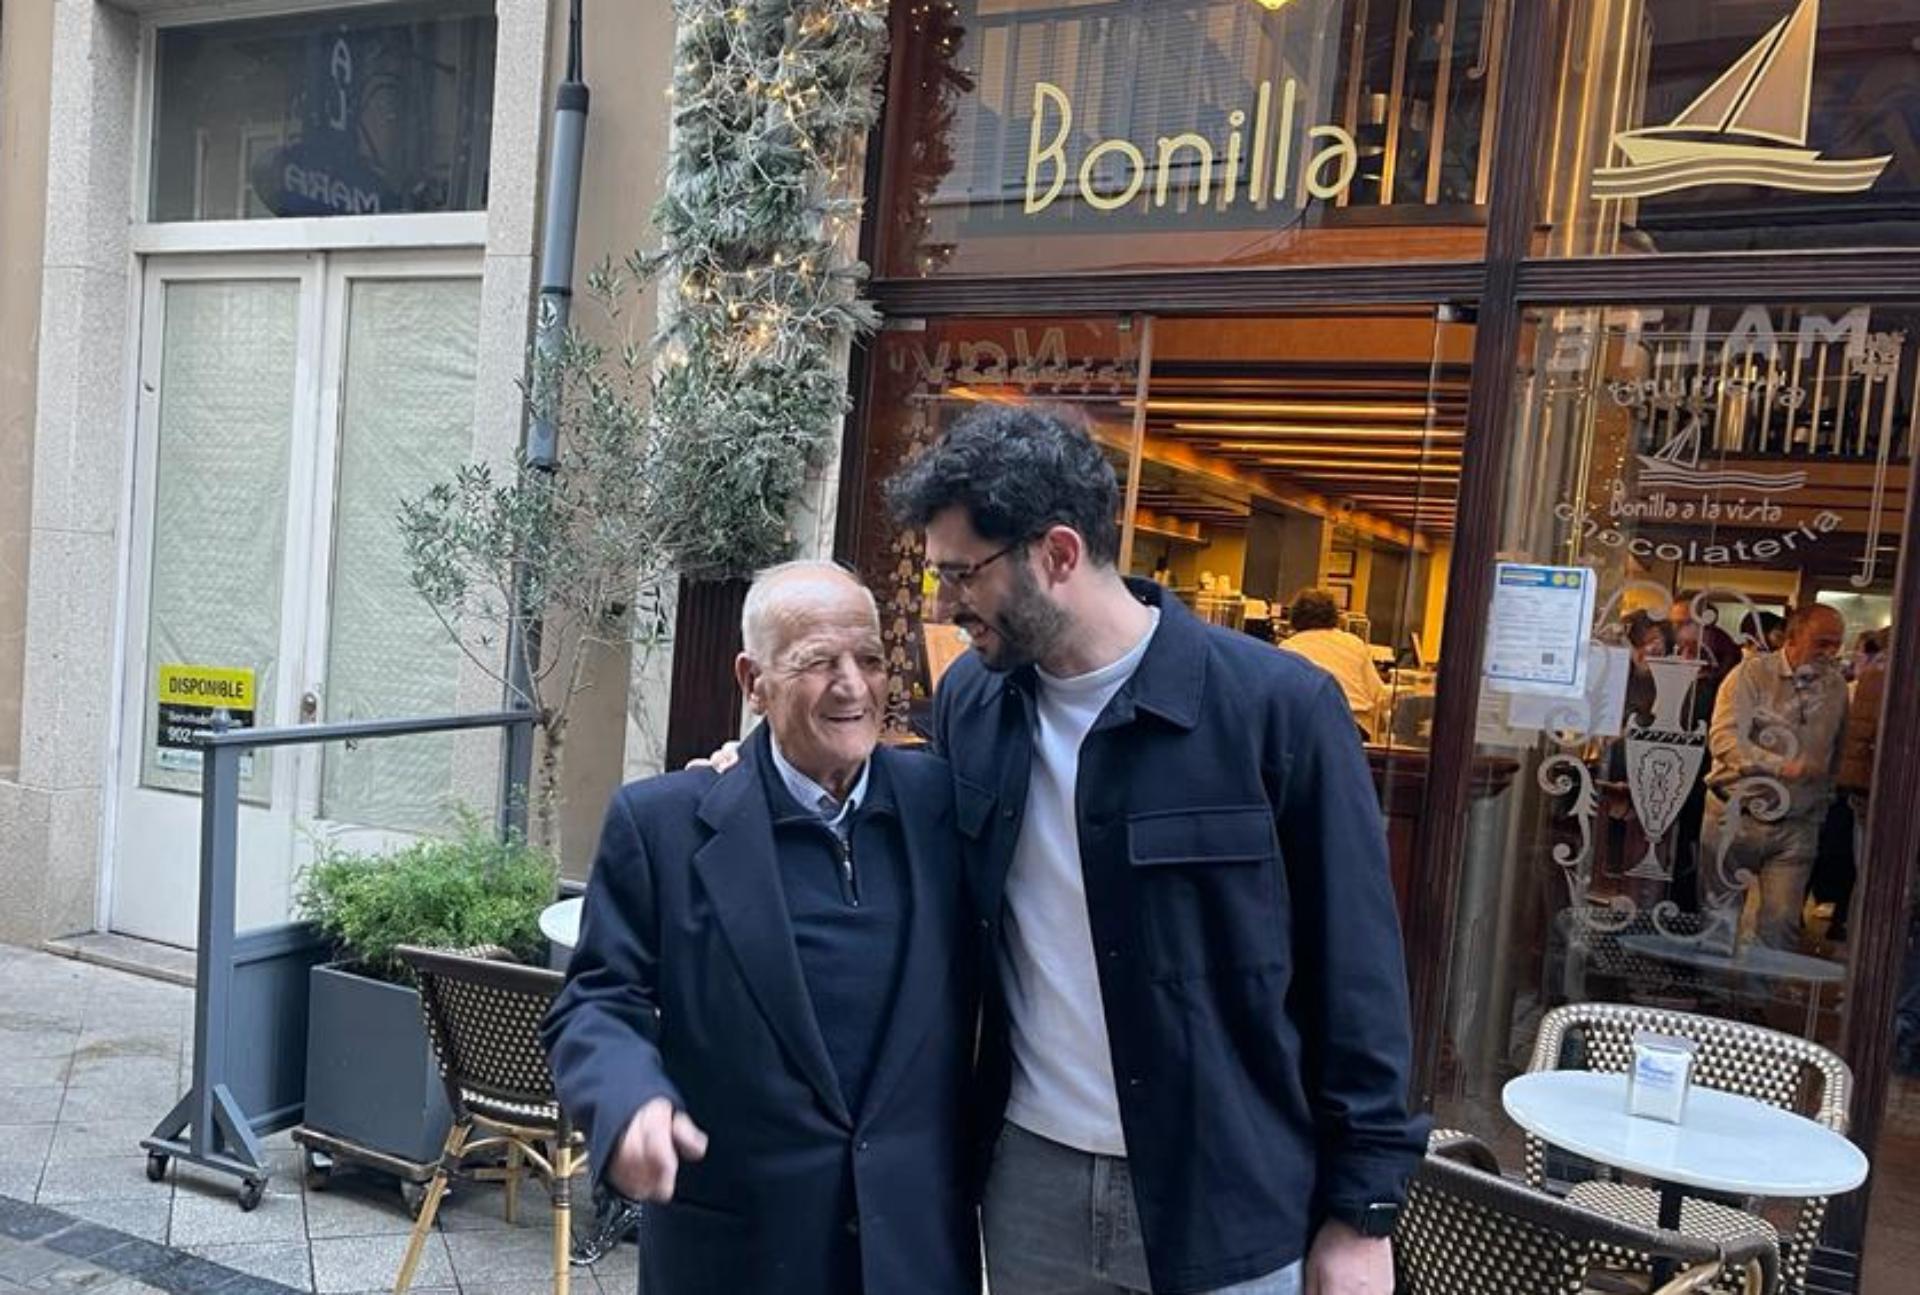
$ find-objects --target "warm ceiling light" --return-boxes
[1251,459,1464,473]
[1175,422,1461,440]
[1223,444,1463,459]
[1252,0,1299,10]
[1146,400,1437,419]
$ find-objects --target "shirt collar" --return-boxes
[767,729,871,830]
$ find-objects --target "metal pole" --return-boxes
[501,0,590,839]
[145,721,267,1207]
[191,742,240,1164]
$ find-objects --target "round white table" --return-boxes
[540,896,584,969]
[1504,1071,1867,1281]
[1617,934,1844,1038]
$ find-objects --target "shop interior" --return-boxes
[1101,313,1466,750]
[857,298,1920,1273]
[903,310,1471,754]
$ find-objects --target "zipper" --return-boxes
[836,832,861,908]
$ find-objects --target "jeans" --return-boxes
[982,1122,1304,1295]
[1699,797,1820,949]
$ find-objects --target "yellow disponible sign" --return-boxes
[158,664,256,710]
[155,664,257,772]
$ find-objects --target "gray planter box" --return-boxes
[303,964,451,1166]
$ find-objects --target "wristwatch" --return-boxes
[1330,1201,1401,1238]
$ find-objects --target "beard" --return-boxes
[958,560,1070,673]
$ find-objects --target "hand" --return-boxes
[686,741,741,773]
[1304,1220,1393,1295]
[607,1098,709,1202]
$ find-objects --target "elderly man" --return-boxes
[543,562,978,1295]
[889,406,1425,1295]
[1700,603,1850,950]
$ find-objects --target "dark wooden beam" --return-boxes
[662,577,750,772]
[870,262,1486,318]
[1516,250,1920,306]
[1823,459,1920,1251]
[1402,0,1557,1101]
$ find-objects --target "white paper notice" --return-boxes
[1485,564,1597,696]
[1505,644,1633,738]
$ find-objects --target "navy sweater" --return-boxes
[757,737,911,1117]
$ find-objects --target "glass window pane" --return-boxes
[877,0,1500,277]
[849,310,1464,923]
[150,3,496,222]
[1538,0,1920,257]
[850,316,1148,732]
[1435,301,1915,1205]
[142,280,301,801]
[319,277,482,832]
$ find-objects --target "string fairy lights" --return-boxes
[633,0,890,578]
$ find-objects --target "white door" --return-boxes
[111,253,488,948]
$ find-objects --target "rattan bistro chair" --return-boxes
[1524,1002,1852,1295]
[1398,1132,1775,1295]
[392,945,586,1295]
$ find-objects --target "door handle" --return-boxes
[300,690,320,722]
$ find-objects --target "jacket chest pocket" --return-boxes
[955,774,997,841]
[1126,805,1284,982]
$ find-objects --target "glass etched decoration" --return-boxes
[1623,655,1706,880]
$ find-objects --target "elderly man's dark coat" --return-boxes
[543,728,979,1295]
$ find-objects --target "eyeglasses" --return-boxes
[926,540,1023,593]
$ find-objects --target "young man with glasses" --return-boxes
[889,406,1425,1295]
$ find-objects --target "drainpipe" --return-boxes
[500,0,589,839]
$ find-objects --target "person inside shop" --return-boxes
[1601,613,1677,885]
[1279,586,1389,742]
[1698,603,1850,950]
[1739,610,1788,657]
[542,562,980,1295]
[888,405,1426,1295]
[1670,594,1740,690]
[1838,631,1920,1071]
[1665,597,1731,909]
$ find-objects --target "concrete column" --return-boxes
[0,0,140,945]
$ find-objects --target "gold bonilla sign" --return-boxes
[1024,79,1360,216]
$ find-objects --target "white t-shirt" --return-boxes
[1002,609,1160,1156]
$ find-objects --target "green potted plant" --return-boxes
[296,818,557,1197]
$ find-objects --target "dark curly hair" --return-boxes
[1288,588,1342,632]
[885,405,1122,566]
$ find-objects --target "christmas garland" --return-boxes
[641,0,891,579]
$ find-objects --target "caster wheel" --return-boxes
[302,1149,333,1191]
[237,1178,265,1212]
[145,1152,169,1183]
[401,1180,428,1219]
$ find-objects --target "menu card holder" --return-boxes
[1628,1032,1699,1124]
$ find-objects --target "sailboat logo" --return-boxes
[1637,415,1807,494]
[1594,0,1892,200]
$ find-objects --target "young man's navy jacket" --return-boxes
[934,578,1428,1295]
[542,728,979,1295]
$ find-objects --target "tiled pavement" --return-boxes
[0,944,633,1295]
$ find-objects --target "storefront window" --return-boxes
[1435,300,1917,1266]
[851,308,1464,912]
[1539,0,1920,257]
[852,316,1146,729]
[149,3,496,222]
[876,0,1502,278]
